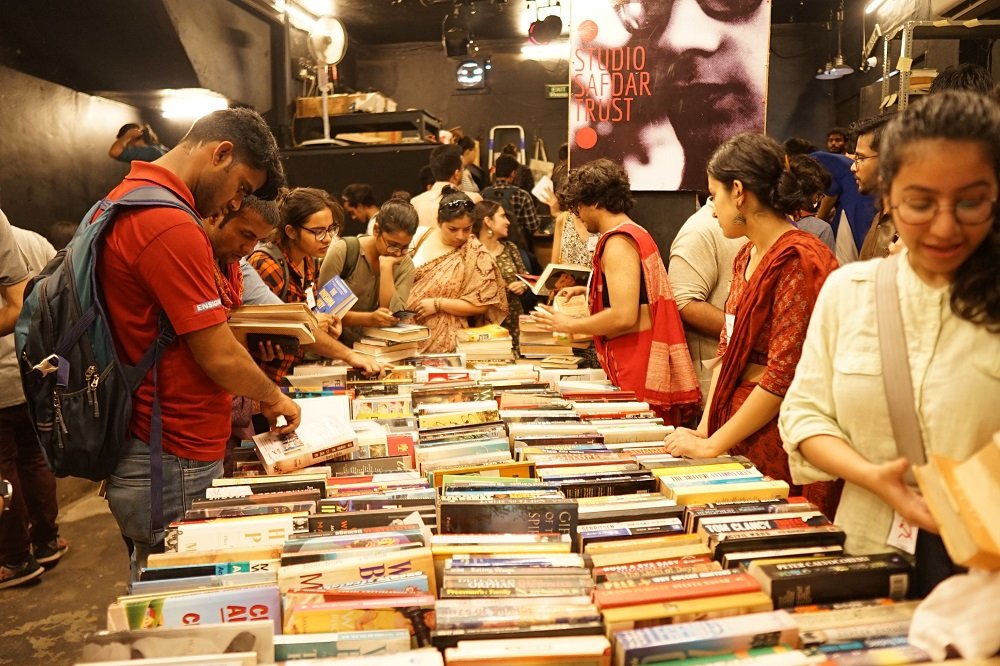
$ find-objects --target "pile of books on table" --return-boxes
[352,323,429,365]
[76,366,936,666]
[455,324,513,364]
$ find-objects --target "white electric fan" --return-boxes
[300,16,349,147]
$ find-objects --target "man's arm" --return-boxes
[183,323,300,432]
[0,279,28,336]
[678,300,726,338]
[108,127,144,160]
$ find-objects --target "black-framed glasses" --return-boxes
[439,199,475,214]
[853,153,878,165]
[614,0,764,31]
[890,197,996,227]
[378,232,411,255]
[301,226,338,242]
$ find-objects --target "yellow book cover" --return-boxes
[417,409,500,429]
[455,323,512,342]
[278,546,435,594]
[651,462,747,478]
[602,591,773,636]
[428,461,536,487]
[583,533,701,555]
[589,543,712,569]
[667,479,790,506]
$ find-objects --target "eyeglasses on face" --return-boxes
[614,0,764,30]
[890,197,996,226]
[439,198,475,214]
[378,233,411,254]
[301,226,338,242]
[853,153,878,164]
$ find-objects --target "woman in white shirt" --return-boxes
[780,91,1000,595]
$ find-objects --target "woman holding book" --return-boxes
[318,198,419,345]
[780,92,1000,593]
[660,134,842,520]
[408,187,507,353]
[473,200,528,352]
[248,187,376,381]
[530,159,701,424]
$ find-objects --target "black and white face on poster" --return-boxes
[569,0,771,191]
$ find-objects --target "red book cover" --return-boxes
[593,571,761,609]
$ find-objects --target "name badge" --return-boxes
[725,313,735,342]
[886,510,918,555]
[305,286,317,310]
[587,235,598,253]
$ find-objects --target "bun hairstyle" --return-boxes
[878,90,1000,331]
[277,186,343,244]
[377,198,419,235]
[472,200,503,235]
[707,133,824,216]
[437,186,475,224]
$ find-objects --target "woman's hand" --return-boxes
[663,427,726,458]
[413,298,439,320]
[367,308,398,327]
[379,254,406,270]
[557,285,587,300]
[316,313,342,338]
[872,457,939,534]
[530,304,573,334]
[508,280,528,295]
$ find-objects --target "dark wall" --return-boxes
[350,40,569,172]
[0,65,147,234]
[767,23,839,149]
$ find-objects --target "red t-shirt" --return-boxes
[97,162,230,461]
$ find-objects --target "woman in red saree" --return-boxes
[531,159,701,425]
[663,135,842,518]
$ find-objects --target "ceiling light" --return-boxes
[816,62,843,80]
[830,55,854,77]
[456,60,486,88]
[161,89,229,120]
[529,14,563,44]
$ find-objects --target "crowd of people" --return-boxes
[0,63,996,611]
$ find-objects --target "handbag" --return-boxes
[875,254,964,596]
[529,138,554,182]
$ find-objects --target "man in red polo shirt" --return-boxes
[97,108,301,576]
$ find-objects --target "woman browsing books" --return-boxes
[661,134,842,519]
[248,187,378,382]
[318,198,419,345]
[474,200,528,352]
[530,159,701,425]
[407,188,508,353]
[779,92,1000,593]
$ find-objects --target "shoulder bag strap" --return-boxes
[341,235,361,281]
[875,253,926,484]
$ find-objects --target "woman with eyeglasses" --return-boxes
[318,198,419,346]
[780,92,1000,594]
[248,187,349,382]
[661,134,842,520]
[473,200,529,352]
[408,187,508,353]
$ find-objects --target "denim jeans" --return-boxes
[106,437,222,581]
[0,403,59,564]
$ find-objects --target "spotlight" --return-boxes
[456,60,486,88]
[528,14,562,45]
[442,4,472,57]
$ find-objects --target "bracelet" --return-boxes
[435,298,442,314]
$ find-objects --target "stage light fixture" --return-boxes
[456,60,486,88]
[528,13,562,44]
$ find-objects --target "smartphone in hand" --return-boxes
[393,309,418,321]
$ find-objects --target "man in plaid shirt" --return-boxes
[482,154,539,257]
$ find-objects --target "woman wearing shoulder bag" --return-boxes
[779,91,1000,596]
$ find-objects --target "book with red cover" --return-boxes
[593,570,761,609]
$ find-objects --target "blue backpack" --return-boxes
[14,186,200,492]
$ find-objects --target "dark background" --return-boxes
[1,0,998,253]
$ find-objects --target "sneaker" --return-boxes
[0,557,44,590]
[33,538,69,565]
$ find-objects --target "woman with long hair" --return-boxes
[473,200,529,352]
[408,187,507,353]
[780,91,1000,593]
[663,134,842,519]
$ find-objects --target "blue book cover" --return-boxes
[314,275,358,315]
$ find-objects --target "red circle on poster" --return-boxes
[575,127,598,150]
[578,20,598,42]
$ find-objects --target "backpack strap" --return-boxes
[257,243,291,301]
[103,186,198,534]
[341,235,361,281]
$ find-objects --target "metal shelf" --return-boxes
[881,19,1000,110]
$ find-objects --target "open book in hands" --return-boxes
[516,263,591,297]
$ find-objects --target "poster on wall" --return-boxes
[568,0,772,191]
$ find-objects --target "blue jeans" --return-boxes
[106,437,222,581]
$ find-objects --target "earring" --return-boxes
[487,228,494,238]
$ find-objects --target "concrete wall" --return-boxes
[0,65,145,234]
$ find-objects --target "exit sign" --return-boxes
[546,83,569,99]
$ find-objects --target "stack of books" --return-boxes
[518,315,580,367]
[251,394,357,474]
[354,324,430,364]
[229,302,319,345]
[455,324,514,364]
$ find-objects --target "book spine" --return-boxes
[594,571,761,608]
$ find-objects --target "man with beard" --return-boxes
[570,0,769,191]
[96,107,301,578]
